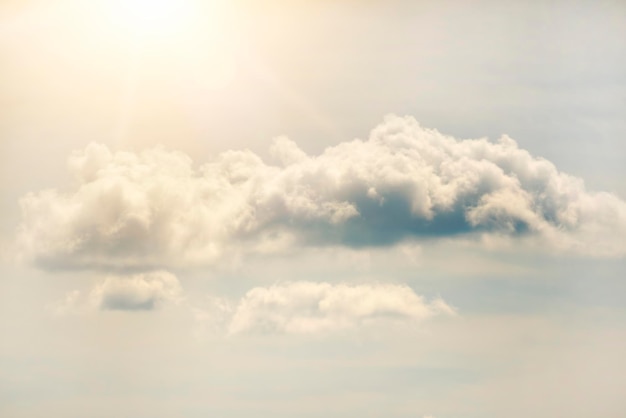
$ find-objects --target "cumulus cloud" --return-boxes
[17,115,626,271]
[194,281,455,335]
[91,270,183,311]
[53,271,183,313]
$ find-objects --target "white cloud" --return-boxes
[91,270,183,311]
[53,271,183,313]
[226,281,455,335]
[17,115,626,271]
[269,135,308,166]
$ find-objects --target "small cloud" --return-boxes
[91,270,183,311]
[226,281,456,335]
[50,271,183,314]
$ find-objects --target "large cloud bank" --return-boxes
[200,281,455,335]
[18,115,626,270]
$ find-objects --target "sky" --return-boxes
[1,0,626,417]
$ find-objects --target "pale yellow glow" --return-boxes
[88,0,243,145]
[111,0,194,37]
[1,0,269,152]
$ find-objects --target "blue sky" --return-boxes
[1,1,625,417]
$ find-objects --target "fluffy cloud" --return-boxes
[92,270,183,310]
[17,115,626,270]
[199,281,455,335]
[53,271,183,312]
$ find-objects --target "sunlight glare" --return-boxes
[113,0,193,36]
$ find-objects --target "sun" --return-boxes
[109,0,195,37]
